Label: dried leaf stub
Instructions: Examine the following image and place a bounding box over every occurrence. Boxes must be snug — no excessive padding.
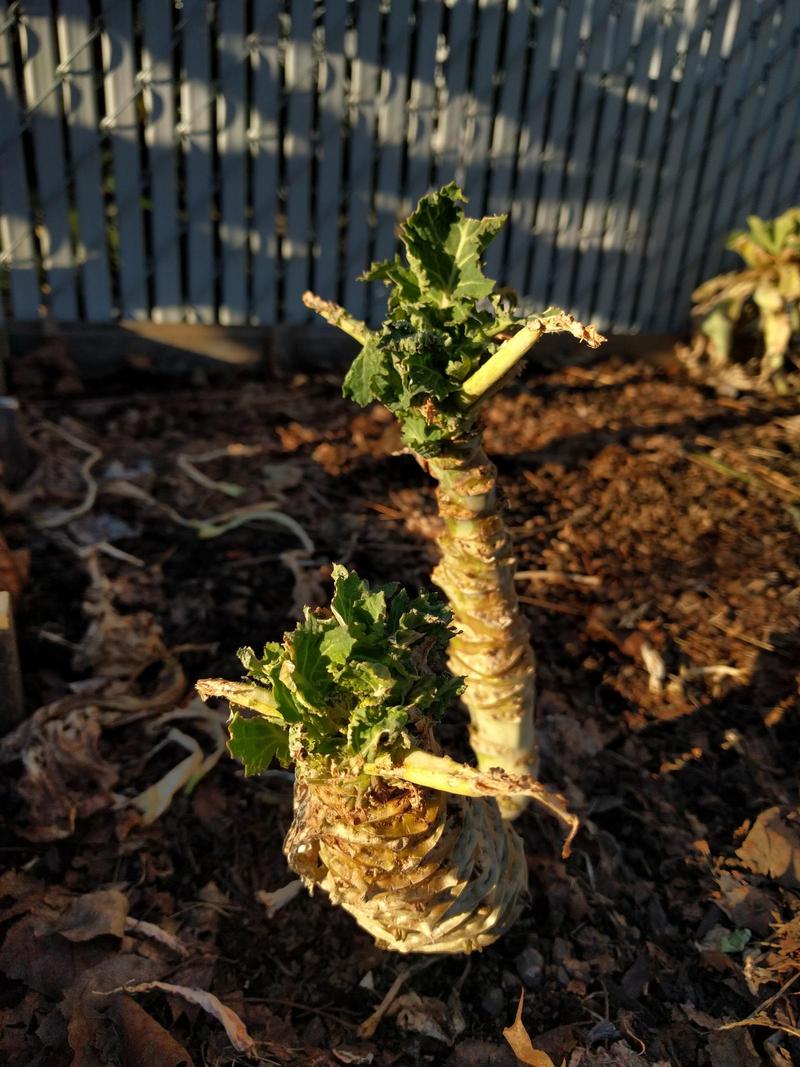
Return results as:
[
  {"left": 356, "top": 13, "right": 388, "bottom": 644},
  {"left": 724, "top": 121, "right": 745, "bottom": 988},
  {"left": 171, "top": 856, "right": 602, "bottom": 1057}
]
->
[
  {"left": 105, "top": 980, "right": 257, "bottom": 1060},
  {"left": 502, "top": 991, "right": 556, "bottom": 1066}
]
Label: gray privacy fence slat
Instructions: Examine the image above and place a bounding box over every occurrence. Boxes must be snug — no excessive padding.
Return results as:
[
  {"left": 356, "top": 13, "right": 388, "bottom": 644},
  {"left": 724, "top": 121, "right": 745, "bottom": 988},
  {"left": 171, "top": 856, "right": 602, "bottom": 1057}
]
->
[
  {"left": 142, "top": 0, "right": 181, "bottom": 322},
  {"left": 0, "top": 0, "right": 797, "bottom": 332},
  {"left": 101, "top": 0, "right": 147, "bottom": 319},
  {"left": 0, "top": 0, "right": 39, "bottom": 318},
  {"left": 250, "top": 0, "right": 280, "bottom": 324},
  {"left": 57, "top": 0, "right": 113, "bottom": 321},
  {"left": 22, "top": 3, "right": 78, "bottom": 319},
  {"left": 283, "top": 0, "right": 316, "bottom": 322},
  {"left": 217, "top": 2, "right": 248, "bottom": 325},
  {"left": 182, "top": 0, "right": 214, "bottom": 324}
]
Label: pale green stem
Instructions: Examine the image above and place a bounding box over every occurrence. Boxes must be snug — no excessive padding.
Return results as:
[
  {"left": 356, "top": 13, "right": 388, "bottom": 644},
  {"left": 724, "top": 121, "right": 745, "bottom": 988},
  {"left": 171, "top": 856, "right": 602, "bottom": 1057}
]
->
[
  {"left": 461, "top": 312, "right": 605, "bottom": 405},
  {"left": 302, "top": 291, "right": 374, "bottom": 346},
  {"left": 460, "top": 322, "right": 546, "bottom": 402}
]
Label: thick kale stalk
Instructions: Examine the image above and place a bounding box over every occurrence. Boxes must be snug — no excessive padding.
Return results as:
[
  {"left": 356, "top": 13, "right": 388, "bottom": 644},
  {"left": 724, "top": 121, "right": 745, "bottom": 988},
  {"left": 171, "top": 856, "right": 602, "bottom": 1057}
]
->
[
  {"left": 304, "top": 185, "right": 604, "bottom": 817},
  {"left": 198, "top": 567, "right": 576, "bottom": 954}
]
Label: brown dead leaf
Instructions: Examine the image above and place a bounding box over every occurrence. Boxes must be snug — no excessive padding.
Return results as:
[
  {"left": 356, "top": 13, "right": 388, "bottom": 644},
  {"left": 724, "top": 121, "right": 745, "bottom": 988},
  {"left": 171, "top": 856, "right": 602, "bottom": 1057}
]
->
[
  {"left": 103, "top": 995, "right": 194, "bottom": 1067},
  {"left": 33, "top": 888, "right": 129, "bottom": 942},
  {"left": 104, "top": 980, "right": 257, "bottom": 1059},
  {"left": 0, "top": 913, "right": 109, "bottom": 998},
  {"left": 503, "top": 991, "right": 556, "bottom": 1066},
  {"left": 715, "top": 870, "right": 776, "bottom": 936},
  {"left": 736, "top": 808, "right": 800, "bottom": 890}
]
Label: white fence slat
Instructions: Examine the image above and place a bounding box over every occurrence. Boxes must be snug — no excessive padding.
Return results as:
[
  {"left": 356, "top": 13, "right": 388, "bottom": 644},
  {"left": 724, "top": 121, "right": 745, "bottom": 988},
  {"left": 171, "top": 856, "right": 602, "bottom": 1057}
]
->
[
  {"left": 432, "top": 0, "right": 473, "bottom": 189},
  {"left": 342, "top": 1, "right": 381, "bottom": 321},
  {"left": 591, "top": 4, "right": 663, "bottom": 327},
  {"left": 526, "top": 1, "right": 590, "bottom": 307},
  {"left": 141, "top": 0, "right": 181, "bottom": 323},
  {"left": 313, "top": 2, "right": 346, "bottom": 301},
  {"left": 0, "top": 2, "right": 40, "bottom": 318},
  {"left": 633, "top": 0, "right": 726, "bottom": 331},
  {"left": 102, "top": 0, "right": 148, "bottom": 319},
  {"left": 283, "top": 0, "right": 316, "bottom": 322},
  {"left": 403, "top": 0, "right": 442, "bottom": 211},
  {"left": 57, "top": 0, "right": 112, "bottom": 321},
  {"left": 703, "top": 6, "right": 800, "bottom": 278},
  {"left": 656, "top": 0, "right": 754, "bottom": 329},
  {"left": 614, "top": 6, "right": 692, "bottom": 330},
  {"left": 744, "top": 22, "right": 800, "bottom": 219},
  {"left": 461, "top": 0, "right": 504, "bottom": 213},
  {"left": 250, "top": 0, "right": 281, "bottom": 323},
  {"left": 217, "top": 3, "right": 248, "bottom": 325},
  {"left": 483, "top": 0, "right": 532, "bottom": 283},
  {"left": 569, "top": 1, "right": 637, "bottom": 325},
  {"left": 370, "top": 0, "right": 413, "bottom": 323},
  {"left": 763, "top": 55, "right": 800, "bottom": 217},
  {"left": 548, "top": 0, "right": 614, "bottom": 311},
  {"left": 504, "top": 3, "right": 560, "bottom": 299},
  {"left": 181, "top": 0, "right": 214, "bottom": 324},
  {"left": 21, "top": 3, "right": 77, "bottom": 319},
  {"left": 671, "top": 0, "right": 772, "bottom": 322}
]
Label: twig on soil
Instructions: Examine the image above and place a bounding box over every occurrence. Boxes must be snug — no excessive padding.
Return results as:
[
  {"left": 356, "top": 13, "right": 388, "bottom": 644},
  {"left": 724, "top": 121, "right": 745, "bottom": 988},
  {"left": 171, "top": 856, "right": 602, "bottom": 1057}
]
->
[
  {"left": 103, "top": 479, "right": 315, "bottom": 551},
  {"left": 357, "top": 960, "right": 438, "bottom": 1039},
  {"left": 717, "top": 972, "right": 800, "bottom": 1039},
  {"left": 177, "top": 443, "right": 266, "bottom": 498},
  {"left": 515, "top": 570, "right": 601, "bottom": 587},
  {"left": 33, "top": 422, "right": 101, "bottom": 529}
]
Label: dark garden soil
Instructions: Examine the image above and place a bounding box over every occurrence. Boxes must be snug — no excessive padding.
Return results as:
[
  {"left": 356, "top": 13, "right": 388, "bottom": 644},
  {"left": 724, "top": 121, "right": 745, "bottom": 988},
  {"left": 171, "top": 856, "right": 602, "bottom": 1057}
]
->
[{"left": 1, "top": 348, "right": 799, "bottom": 1066}]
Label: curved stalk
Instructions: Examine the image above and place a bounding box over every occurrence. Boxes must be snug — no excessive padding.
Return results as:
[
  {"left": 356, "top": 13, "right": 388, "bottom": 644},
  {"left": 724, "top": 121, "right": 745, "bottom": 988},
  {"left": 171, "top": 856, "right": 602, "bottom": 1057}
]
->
[{"left": 421, "top": 439, "right": 535, "bottom": 819}]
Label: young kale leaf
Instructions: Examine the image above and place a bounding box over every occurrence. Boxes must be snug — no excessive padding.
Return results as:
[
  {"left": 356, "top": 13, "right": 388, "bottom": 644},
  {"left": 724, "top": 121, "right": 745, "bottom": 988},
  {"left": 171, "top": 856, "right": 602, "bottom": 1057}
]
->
[
  {"left": 344, "top": 184, "right": 518, "bottom": 455},
  {"left": 228, "top": 565, "right": 464, "bottom": 775}
]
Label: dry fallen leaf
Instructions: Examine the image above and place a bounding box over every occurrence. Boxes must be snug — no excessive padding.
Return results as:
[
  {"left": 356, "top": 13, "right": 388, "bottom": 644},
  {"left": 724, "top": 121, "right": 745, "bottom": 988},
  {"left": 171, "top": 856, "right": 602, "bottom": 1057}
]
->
[
  {"left": 34, "top": 888, "right": 129, "bottom": 942},
  {"left": 503, "top": 991, "right": 556, "bottom": 1067},
  {"left": 736, "top": 808, "right": 800, "bottom": 890},
  {"left": 105, "top": 980, "right": 257, "bottom": 1059}
]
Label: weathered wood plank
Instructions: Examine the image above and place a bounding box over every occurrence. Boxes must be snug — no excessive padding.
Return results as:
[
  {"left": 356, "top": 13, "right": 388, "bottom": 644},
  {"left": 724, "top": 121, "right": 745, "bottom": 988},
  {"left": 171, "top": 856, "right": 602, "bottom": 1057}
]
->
[
  {"left": 101, "top": 0, "right": 148, "bottom": 319},
  {"left": 403, "top": 0, "right": 442, "bottom": 211},
  {"left": 370, "top": 0, "right": 414, "bottom": 323},
  {"left": 181, "top": 0, "right": 214, "bottom": 324},
  {"left": 614, "top": 4, "right": 692, "bottom": 330},
  {"left": 217, "top": 3, "right": 248, "bottom": 325},
  {"left": 525, "top": 0, "right": 589, "bottom": 308},
  {"left": 283, "top": 0, "right": 317, "bottom": 322},
  {"left": 548, "top": 0, "right": 614, "bottom": 311},
  {"left": 141, "top": 0, "right": 181, "bottom": 323},
  {"left": 342, "top": 1, "right": 381, "bottom": 321},
  {"left": 634, "top": 0, "right": 732, "bottom": 330},
  {"left": 483, "top": 0, "right": 532, "bottom": 282},
  {"left": 461, "top": 0, "right": 504, "bottom": 213},
  {"left": 313, "top": 1, "right": 347, "bottom": 302},
  {"left": 432, "top": 0, "right": 473, "bottom": 190},
  {"left": 57, "top": 0, "right": 113, "bottom": 320},
  {"left": 0, "top": 1, "right": 40, "bottom": 318},
  {"left": 504, "top": 3, "right": 563, "bottom": 300},
  {"left": 250, "top": 0, "right": 281, "bottom": 324},
  {"left": 21, "top": 2, "right": 77, "bottom": 319}
]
